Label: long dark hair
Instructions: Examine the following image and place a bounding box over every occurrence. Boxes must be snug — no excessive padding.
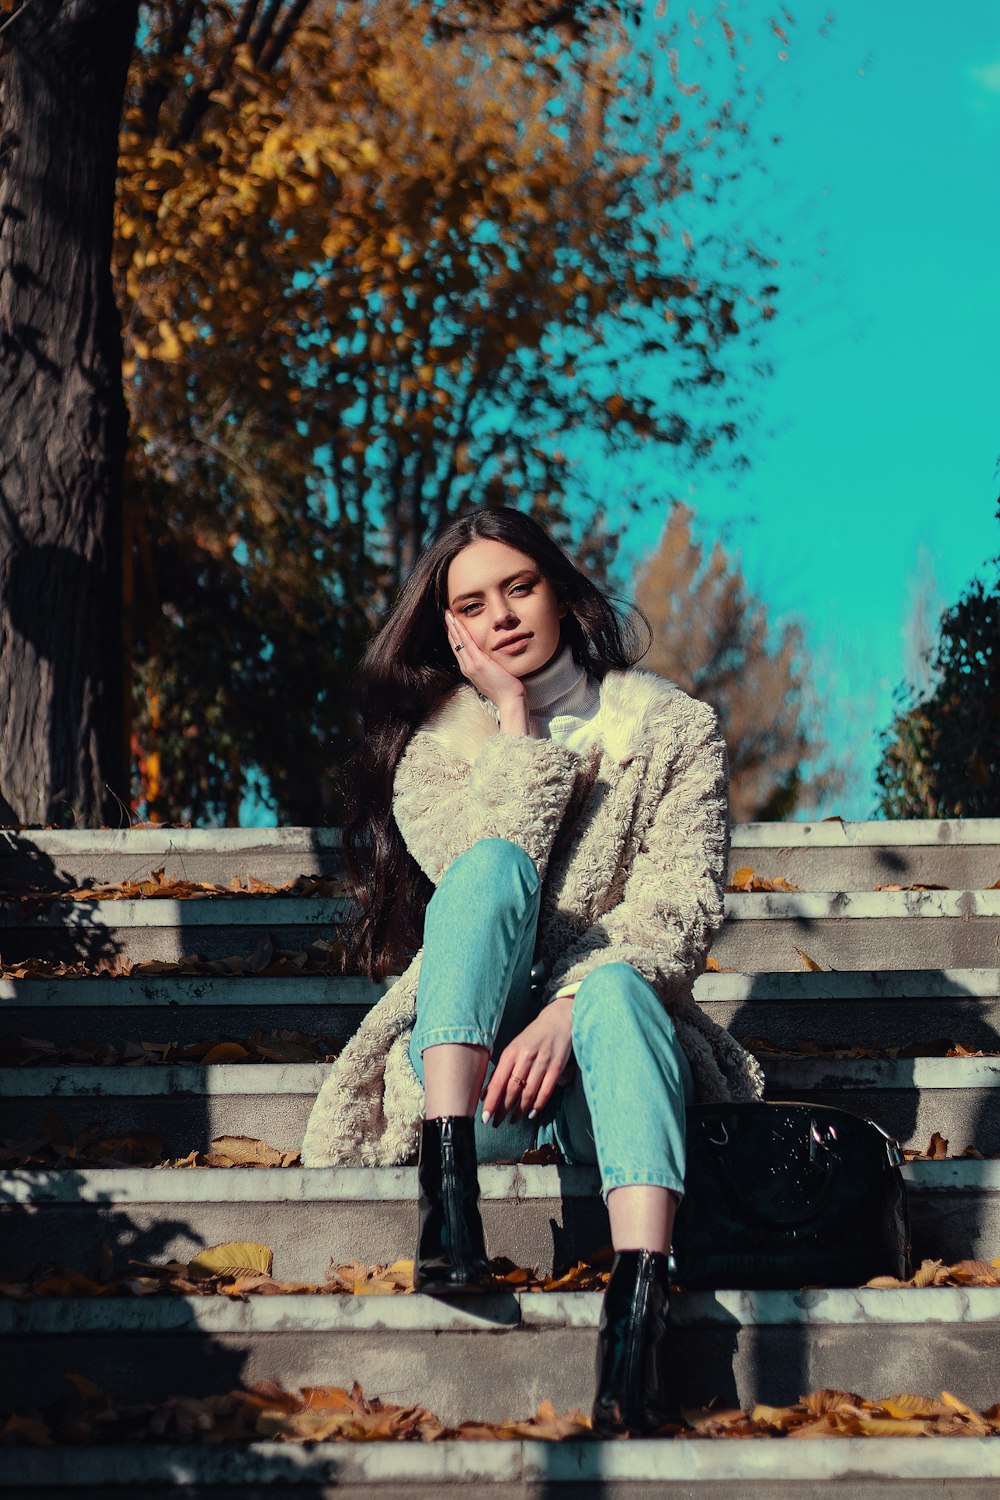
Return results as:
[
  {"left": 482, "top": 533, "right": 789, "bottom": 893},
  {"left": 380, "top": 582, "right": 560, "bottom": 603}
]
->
[{"left": 341, "top": 507, "right": 649, "bottom": 979}]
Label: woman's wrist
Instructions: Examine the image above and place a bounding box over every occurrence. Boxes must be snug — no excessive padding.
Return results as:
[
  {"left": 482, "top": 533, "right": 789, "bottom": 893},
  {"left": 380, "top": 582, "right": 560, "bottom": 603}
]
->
[{"left": 497, "top": 694, "right": 530, "bottom": 736}]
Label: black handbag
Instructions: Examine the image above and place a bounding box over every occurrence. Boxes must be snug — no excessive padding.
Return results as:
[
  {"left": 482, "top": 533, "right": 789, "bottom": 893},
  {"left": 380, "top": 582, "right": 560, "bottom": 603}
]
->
[{"left": 671, "top": 1102, "right": 911, "bottom": 1289}]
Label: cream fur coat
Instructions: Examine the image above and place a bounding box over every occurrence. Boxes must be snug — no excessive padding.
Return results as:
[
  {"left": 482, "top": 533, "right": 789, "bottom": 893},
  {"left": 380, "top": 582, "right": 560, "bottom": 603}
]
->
[{"left": 301, "top": 668, "right": 765, "bottom": 1167}]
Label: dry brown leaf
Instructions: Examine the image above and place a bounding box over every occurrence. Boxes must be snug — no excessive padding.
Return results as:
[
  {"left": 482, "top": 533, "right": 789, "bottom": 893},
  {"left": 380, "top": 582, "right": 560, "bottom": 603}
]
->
[
  {"left": 207, "top": 1136, "right": 286, "bottom": 1167},
  {"left": 799, "top": 1389, "right": 870, "bottom": 1417},
  {"left": 748, "top": 1402, "right": 803, "bottom": 1431},
  {"left": 1, "top": 1413, "right": 54, "bottom": 1445},
  {"left": 794, "top": 947, "right": 824, "bottom": 972},
  {"left": 874, "top": 883, "right": 949, "bottom": 892},
  {"left": 300, "top": 1386, "right": 364, "bottom": 1413},
  {"left": 947, "top": 1260, "right": 1000, "bottom": 1287},
  {"left": 727, "top": 866, "right": 801, "bottom": 893},
  {"left": 1, "top": 871, "right": 349, "bottom": 902},
  {"left": 188, "top": 1242, "right": 274, "bottom": 1280},
  {"left": 940, "top": 1391, "right": 993, "bottom": 1433},
  {"left": 879, "top": 1393, "right": 953, "bottom": 1419},
  {"left": 684, "top": 1406, "right": 757, "bottom": 1437},
  {"left": 198, "top": 1042, "right": 251, "bottom": 1064},
  {"left": 29, "top": 1270, "right": 112, "bottom": 1298},
  {"left": 2, "top": 1029, "right": 340, "bottom": 1072},
  {"left": 3, "top": 1375, "right": 999, "bottom": 1446},
  {"left": 0, "top": 938, "right": 346, "bottom": 983},
  {"left": 866, "top": 1257, "right": 1000, "bottom": 1290}
]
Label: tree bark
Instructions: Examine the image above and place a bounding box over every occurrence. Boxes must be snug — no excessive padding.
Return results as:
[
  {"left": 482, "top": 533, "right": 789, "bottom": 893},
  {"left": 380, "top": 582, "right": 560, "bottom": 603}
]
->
[{"left": 0, "top": 0, "right": 138, "bottom": 825}]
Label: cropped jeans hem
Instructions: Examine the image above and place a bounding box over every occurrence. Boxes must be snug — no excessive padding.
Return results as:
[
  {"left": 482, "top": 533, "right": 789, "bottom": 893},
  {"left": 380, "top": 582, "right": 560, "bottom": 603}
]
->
[
  {"left": 415, "top": 1027, "right": 493, "bottom": 1051},
  {"left": 599, "top": 1170, "right": 686, "bottom": 1198}
]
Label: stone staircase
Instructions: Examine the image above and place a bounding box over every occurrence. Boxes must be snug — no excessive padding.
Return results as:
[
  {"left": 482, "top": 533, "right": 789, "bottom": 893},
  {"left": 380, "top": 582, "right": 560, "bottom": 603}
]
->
[{"left": 1, "top": 820, "right": 999, "bottom": 1497}]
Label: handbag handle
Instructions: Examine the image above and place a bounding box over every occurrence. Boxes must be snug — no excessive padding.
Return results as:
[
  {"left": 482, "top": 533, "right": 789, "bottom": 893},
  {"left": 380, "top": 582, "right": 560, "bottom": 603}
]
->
[{"left": 695, "top": 1115, "right": 839, "bottom": 1229}]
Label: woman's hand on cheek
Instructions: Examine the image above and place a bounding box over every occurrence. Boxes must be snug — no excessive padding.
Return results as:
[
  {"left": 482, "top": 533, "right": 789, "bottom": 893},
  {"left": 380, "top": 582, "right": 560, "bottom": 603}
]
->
[
  {"left": 481, "top": 997, "right": 574, "bottom": 1126},
  {"left": 445, "top": 609, "right": 526, "bottom": 714}
]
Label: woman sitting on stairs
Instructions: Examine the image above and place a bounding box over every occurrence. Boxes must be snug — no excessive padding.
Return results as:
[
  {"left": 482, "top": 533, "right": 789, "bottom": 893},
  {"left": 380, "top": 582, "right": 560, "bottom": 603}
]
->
[{"left": 302, "top": 506, "right": 763, "bottom": 1433}]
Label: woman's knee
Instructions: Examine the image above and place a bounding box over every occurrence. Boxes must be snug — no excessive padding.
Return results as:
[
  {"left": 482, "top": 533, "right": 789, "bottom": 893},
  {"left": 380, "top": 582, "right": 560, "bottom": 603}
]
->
[
  {"left": 572, "top": 963, "right": 673, "bottom": 1041},
  {"left": 438, "top": 837, "right": 540, "bottom": 904}
]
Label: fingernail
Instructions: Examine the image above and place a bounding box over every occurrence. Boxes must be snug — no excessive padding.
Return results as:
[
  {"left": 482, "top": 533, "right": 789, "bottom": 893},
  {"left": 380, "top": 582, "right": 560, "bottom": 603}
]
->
[
  {"left": 481, "top": 1109, "right": 491, "bottom": 1124},
  {"left": 528, "top": 1109, "right": 538, "bottom": 1120}
]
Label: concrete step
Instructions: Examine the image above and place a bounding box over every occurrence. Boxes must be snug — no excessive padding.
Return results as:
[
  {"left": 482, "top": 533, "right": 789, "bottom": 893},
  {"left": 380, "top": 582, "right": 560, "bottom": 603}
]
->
[
  {"left": 712, "top": 890, "right": 1000, "bottom": 971},
  {"left": 0, "top": 896, "right": 348, "bottom": 966},
  {"left": 4, "top": 820, "right": 999, "bottom": 893},
  {"left": 0, "top": 975, "right": 383, "bottom": 1048},
  {"left": 0, "top": 829, "right": 345, "bottom": 892},
  {"left": 1, "top": 1287, "right": 998, "bottom": 1420},
  {"left": 1, "top": 1162, "right": 994, "bottom": 1281},
  {"left": 696, "top": 969, "right": 1000, "bottom": 1052},
  {"left": 3, "top": 970, "right": 998, "bottom": 1053},
  {"left": 1, "top": 1058, "right": 996, "bottom": 1154},
  {"left": 732, "top": 818, "right": 1000, "bottom": 891},
  {"left": 4, "top": 1438, "right": 1000, "bottom": 1500},
  {"left": 3, "top": 889, "right": 998, "bottom": 970}
]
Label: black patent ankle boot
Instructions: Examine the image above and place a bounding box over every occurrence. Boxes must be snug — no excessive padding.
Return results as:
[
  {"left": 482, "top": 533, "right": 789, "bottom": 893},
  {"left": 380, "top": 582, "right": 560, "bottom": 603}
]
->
[
  {"left": 592, "top": 1250, "right": 674, "bottom": 1433},
  {"left": 414, "top": 1116, "right": 493, "bottom": 1295}
]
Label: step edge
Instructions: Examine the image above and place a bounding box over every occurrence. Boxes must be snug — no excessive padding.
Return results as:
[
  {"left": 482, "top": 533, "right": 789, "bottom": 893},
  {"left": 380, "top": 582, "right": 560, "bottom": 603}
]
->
[
  {"left": 2, "top": 1436, "right": 1000, "bottom": 1486},
  {"left": 2, "top": 1286, "right": 1000, "bottom": 1335},
  {"left": 3, "top": 1056, "right": 1000, "bottom": 1097},
  {"left": 2, "top": 1160, "right": 996, "bottom": 1206}
]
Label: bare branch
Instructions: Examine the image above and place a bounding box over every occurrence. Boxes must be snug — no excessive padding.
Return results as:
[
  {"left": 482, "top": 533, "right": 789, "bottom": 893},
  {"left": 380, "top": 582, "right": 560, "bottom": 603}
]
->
[{"left": 257, "top": 0, "right": 312, "bottom": 71}]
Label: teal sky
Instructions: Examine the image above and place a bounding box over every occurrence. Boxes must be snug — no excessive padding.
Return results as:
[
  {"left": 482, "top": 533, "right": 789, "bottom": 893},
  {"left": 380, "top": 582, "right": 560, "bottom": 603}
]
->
[
  {"left": 613, "top": 1, "right": 1000, "bottom": 817},
  {"left": 242, "top": 2, "right": 998, "bottom": 827}
]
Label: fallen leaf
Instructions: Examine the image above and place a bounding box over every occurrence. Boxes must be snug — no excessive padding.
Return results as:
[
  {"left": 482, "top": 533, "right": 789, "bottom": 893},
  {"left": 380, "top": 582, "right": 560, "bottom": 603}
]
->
[
  {"left": 794, "top": 948, "right": 824, "bottom": 972},
  {"left": 1, "top": 1376, "right": 998, "bottom": 1445},
  {"left": 874, "top": 883, "right": 949, "bottom": 892},
  {"left": 199, "top": 1042, "right": 252, "bottom": 1064},
  {"left": 0, "top": 871, "right": 348, "bottom": 902},
  {"left": 879, "top": 1393, "right": 953, "bottom": 1419},
  {"left": 206, "top": 1136, "right": 287, "bottom": 1167},
  {"left": 727, "top": 866, "right": 801, "bottom": 893},
  {"left": 188, "top": 1242, "right": 274, "bottom": 1280},
  {"left": 1, "top": 1413, "right": 53, "bottom": 1445},
  {"left": 865, "top": 1258, "right": 1000, "bottom": 1290}
]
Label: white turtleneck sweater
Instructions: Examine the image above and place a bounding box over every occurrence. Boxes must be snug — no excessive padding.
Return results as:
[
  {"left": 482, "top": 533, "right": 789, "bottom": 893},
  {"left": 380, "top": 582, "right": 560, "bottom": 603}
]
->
[{"left": 522, "top": 643, "right": 601, "bottom": 754}]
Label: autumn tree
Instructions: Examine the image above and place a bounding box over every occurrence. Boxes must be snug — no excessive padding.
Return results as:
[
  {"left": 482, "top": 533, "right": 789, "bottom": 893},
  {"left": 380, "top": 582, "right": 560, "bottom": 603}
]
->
[
  {"left": 876, "top": 552, "right": 999, "bottom": 818},
  {"left": 118, "top": 0, "right": 789, "bottom": 823},
  {"left": 635, "top": 504, "right": 841, "bottom": 822},
  {"left": 0, "top": 0, "right": 139, "bottom": 825}
]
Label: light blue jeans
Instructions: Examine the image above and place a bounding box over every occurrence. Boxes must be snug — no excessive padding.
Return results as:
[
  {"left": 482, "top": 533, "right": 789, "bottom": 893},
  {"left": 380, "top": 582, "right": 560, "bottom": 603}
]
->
[{"left": 409, "top": 838, "right": 695, "bottom": 1198}]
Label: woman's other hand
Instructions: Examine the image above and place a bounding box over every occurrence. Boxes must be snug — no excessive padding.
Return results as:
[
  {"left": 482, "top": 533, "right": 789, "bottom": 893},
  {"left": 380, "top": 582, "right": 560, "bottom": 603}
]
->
[
  {"left": 481, "top": 994, "right": 574, "bottom": 1125},
  {"left": 445, "top": 609, "right": 530, "bottom": 733}
]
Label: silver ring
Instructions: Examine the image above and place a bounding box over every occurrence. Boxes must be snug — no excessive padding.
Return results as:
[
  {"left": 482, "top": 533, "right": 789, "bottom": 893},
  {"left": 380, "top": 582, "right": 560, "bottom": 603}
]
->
[{"left": 454, "top": 644, "right": 464, "bottom": 652}]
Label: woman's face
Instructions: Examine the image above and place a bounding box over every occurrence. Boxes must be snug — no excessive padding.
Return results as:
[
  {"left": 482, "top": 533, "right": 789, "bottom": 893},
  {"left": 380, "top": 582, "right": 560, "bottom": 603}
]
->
[{"left": 445, "top": 539, "right": 566, "bottom": 677}]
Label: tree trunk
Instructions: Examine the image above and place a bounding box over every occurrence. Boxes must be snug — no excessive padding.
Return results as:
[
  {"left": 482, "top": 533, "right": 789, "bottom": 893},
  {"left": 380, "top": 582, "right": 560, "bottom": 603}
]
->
[{"left": 0, "top": 0, "right": 138, "bottom": 825}]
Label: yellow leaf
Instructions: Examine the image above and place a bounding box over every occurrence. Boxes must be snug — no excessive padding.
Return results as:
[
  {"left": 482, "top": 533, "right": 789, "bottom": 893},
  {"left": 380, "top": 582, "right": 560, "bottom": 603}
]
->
[
  {"left": 188, "top": 1241, "right": 274, "bottom": 1280},
  {"left": 879, "top": 1393, "right": 951, "bottom": 1419},
  {"left": 854, "top": 1416, "right": 931, "bottom": 1437},
  {"left": 795, "top": 948, "right": 824, "bottom": 972},
  {"left": 201, "top": 1042, "right": 251, "bottom": 1063}
]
